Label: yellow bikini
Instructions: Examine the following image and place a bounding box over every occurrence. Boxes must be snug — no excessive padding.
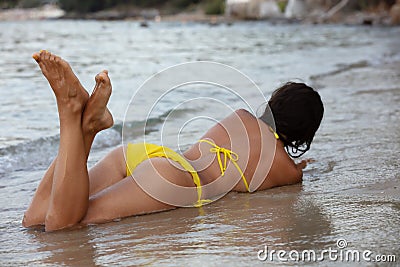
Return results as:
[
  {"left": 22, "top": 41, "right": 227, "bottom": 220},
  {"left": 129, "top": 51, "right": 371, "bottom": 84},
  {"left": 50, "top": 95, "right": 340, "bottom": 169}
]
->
[
  {"left": 126, "top": 143, "right": 208, "bottom": 207},
  {"left": 125, "top": 140, "right": 251, "bottom": 207},
  {"left": 269, "top": 126, "right": 280, "bottom": 140},
  {"left": 126, "top": 127, "right": 279, "bottom": 207},
  {"left": 198, "top": 139, "right": 250, "bottom": 192}
]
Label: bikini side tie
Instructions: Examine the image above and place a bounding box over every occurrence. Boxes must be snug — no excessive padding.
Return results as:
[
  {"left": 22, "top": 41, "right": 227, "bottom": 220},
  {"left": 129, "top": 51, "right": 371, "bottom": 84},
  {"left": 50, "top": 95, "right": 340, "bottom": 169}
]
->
[{"left": 199, "top": 139, "right": 250, "bottom": 192}]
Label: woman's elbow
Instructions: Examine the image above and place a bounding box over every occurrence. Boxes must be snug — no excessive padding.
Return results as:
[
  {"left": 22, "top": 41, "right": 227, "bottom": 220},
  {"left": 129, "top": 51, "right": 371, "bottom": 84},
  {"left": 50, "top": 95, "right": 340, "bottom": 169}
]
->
[
  {"left": 295, "top": 169, "right": 303, "bottom": 183},
  {"left": 286, "top": 168, "right": 303, "bottom": 186}
]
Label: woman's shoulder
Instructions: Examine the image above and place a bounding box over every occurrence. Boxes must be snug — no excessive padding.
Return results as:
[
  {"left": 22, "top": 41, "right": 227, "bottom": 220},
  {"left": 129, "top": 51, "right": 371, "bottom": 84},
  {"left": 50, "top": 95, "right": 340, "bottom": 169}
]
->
[
  {"left": 231, "top": 109, "right": 268, "bottom": 130},
  {"left": 218, "top": 109, "right": 259, "bottom": 133},
  {"left": 234, "top": 108, "right": 253, "bottom": 117},
  {"left": 225, "top": 109, "right": 257, "bottom": 123}
]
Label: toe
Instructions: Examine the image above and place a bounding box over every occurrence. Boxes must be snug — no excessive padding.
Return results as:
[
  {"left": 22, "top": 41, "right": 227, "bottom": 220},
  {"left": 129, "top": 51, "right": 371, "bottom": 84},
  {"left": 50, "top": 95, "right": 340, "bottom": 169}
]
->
[
  {"left": 92, "top": 74, "right": 111, "bottom": 102},
  {"left": 101, "top": 71, "right": 110, "bottom": 83},
  {"left": 32, "top": 52, "right": 40, "bottom": 62},
  {"left": 95, "top": 72, "right": 107, "bottom": 84},
  {"left": 97, "top": 73, "right": 105, "bottom": 83},
  {"left": 44, "top": 52, "right": 56, "bottom": 72},
  {"left": 44, "top": 50, "right": 50, "bottom": 61},
  {"left": 39, "top": 50, "right": 46, "bottom": 61},
  {"left": 40, "top": 50, "right": 49, "bottom": 62}
]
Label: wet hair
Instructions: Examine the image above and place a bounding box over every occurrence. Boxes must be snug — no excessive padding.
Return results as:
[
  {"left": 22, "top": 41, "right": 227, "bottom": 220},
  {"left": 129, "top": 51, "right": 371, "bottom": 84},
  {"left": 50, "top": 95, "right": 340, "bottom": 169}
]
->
[{"left": 259, "top": 82, "right": 324, "bottom": 158}]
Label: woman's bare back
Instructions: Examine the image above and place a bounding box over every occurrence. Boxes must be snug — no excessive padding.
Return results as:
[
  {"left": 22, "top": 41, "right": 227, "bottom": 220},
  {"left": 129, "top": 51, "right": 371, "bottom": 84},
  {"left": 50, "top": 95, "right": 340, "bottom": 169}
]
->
[{"left": 184, "top": 109, "right": 302, "bottom": 198}]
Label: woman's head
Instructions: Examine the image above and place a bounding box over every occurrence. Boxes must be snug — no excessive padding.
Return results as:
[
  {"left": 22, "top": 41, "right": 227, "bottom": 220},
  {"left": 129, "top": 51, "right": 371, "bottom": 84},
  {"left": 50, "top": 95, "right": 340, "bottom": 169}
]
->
[{"left": 260, "top": 82, "right": 324, "bottom": 158}]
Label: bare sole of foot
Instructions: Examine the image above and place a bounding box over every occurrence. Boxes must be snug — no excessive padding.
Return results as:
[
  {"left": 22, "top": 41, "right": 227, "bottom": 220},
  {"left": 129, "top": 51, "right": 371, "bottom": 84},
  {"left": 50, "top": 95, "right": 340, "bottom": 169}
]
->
[
  {"left": 33, "top": 50, "right": 89, "bottom": 113},
  {"left": 83, "top": 70, "right": 114, "bottom": 134}
]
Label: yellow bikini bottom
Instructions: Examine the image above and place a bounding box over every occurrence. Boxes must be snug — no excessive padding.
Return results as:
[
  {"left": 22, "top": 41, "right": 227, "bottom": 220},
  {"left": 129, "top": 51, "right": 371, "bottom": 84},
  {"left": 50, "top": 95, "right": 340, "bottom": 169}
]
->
[{"left": 126, "top": 141, "right": 249, "bottom": 207}]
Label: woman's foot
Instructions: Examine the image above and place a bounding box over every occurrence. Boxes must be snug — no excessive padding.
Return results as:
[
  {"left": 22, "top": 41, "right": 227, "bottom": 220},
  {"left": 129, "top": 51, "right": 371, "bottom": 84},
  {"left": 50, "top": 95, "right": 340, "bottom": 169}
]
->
[
  {"left": 33, "top": 50, "right": 89, "bottom": 114},
  {"left": 82, "top": 70, "right": 114, "bottom": 135}
]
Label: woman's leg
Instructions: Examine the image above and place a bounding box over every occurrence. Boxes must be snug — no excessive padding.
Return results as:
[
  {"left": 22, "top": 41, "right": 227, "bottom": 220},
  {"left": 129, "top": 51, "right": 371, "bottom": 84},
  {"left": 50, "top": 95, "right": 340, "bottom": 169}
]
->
[
  {"left": 23, "top": 57, "right": 116, "bottom": 228},
  {"left": 81, "top": 158, "right": 196, "bottom": 225},
  {"left": 23, "top": 71, "right": 115, "bottom": 228},
  {"left": 23, "top": 50, "right": 99, "bottom": 231},
  {"left": 42, "top": 50, "right": 89, "bottom": 231},
  {"left": 80, "top": 70, "right": 125, "bottom": 196},
  {"left": 87, "top": 146, "right": 127, "bottom": 196}
]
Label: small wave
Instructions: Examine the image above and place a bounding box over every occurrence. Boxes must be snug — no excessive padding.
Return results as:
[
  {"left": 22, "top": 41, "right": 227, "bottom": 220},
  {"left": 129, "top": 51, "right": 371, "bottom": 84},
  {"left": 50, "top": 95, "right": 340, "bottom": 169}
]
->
[
  {"left": 122, "top": 107, "right": 197, "bottom": 140},
  {"left": 0, "top": 128, "right": 121, "bottom": 177},
  {"left": 352, "top": 87, "right": 400, "bottom": 96},
  {"left": 310, "top": 60, "right": 370, "bottom": 82},
  {"left": 0, "top": 135, "right": 58, "bottom": 176},
  {"left": 92, "top": 128, "right": 121, "bottom": 149},
  {"left": 0, "top": 107, "right": 195, "bottom": 177}
]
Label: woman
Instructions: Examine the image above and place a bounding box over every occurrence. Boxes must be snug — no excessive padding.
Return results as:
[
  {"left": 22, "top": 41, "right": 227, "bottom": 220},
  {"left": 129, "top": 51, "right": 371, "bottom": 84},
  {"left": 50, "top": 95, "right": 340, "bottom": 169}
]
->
[{"left": 23, "top": 51, "right": 323, "bottom": 231}]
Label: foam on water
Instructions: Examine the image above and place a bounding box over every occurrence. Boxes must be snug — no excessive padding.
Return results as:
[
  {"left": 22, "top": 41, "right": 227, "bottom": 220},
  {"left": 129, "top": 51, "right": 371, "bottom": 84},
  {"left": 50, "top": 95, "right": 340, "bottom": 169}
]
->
[{"left": 0, "top": 128, "right": 121, "bottom": 177}]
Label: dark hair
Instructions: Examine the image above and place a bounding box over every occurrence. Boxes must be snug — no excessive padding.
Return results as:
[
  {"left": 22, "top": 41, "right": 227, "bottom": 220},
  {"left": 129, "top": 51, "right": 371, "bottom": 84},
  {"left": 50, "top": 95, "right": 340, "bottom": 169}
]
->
[{"left": 259, "top": 82, "right": 324, "bottom": 158}]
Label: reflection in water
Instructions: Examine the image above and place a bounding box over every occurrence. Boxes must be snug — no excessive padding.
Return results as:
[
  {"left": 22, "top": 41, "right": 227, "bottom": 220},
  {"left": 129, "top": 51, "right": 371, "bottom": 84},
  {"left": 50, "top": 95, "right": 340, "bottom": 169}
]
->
[
  {"left": 23, "top": 185, "right": 333, "bottom": 266},
  {"left": 26, "top": 227, "right": 97, "bottom": 266}
]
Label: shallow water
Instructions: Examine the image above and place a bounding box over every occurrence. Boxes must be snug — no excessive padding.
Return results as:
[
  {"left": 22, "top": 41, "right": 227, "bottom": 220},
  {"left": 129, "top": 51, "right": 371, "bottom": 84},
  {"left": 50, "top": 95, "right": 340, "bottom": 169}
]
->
[{"left": 0, "top": 20, "right": 399, "bottom": 266}]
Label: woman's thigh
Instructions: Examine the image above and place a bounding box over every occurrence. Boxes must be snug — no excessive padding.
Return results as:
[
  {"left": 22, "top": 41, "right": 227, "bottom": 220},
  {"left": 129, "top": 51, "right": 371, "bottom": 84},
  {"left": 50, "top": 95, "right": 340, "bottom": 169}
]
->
[
  {"left": 82, "top": 157, "right": 196, "bottom": 224},
  {"left": 88, "top": 146, "right": 127, "bottom": 196}
]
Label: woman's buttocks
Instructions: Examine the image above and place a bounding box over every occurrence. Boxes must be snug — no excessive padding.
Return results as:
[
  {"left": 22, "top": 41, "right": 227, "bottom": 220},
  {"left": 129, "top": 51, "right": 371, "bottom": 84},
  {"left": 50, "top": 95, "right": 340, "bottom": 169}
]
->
[{"left": 133, "top": 157, "right": 196, "bottom": 188}]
